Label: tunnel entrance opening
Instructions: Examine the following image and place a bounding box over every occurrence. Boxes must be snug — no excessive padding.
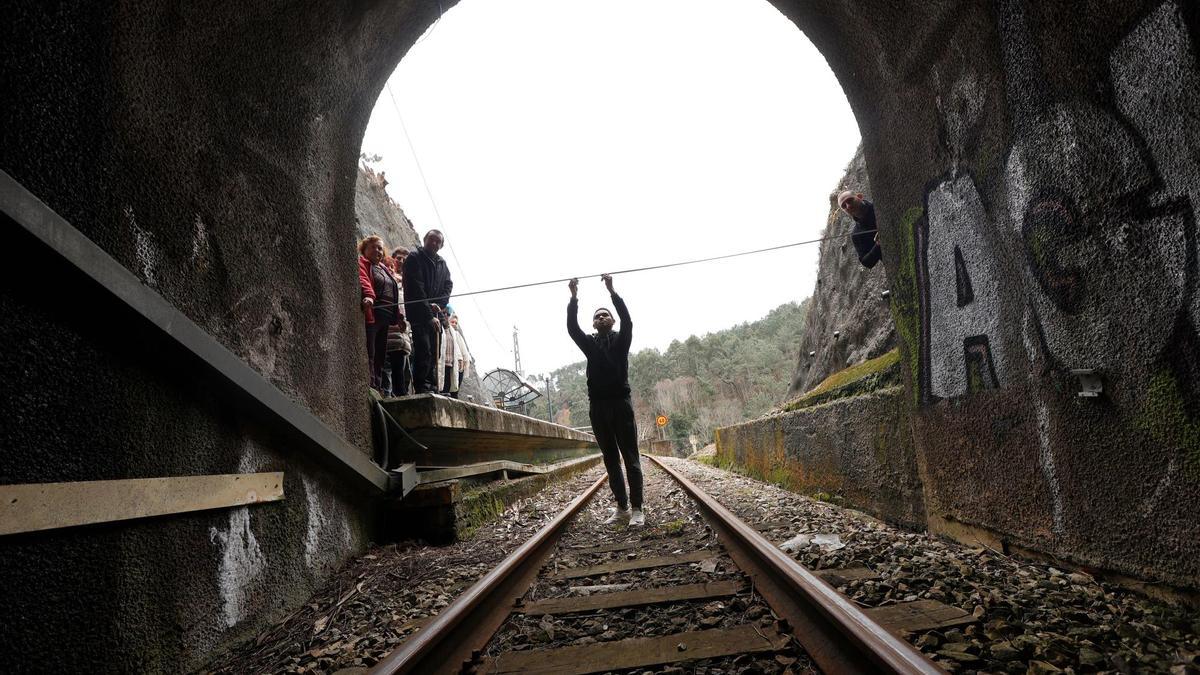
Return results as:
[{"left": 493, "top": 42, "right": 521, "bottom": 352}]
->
[
  {"left": 6, "top": 0, "right": 1200, "bottom": 671},
  {"left": 353, "top": 0, "right": 861, "bottom": 392}
]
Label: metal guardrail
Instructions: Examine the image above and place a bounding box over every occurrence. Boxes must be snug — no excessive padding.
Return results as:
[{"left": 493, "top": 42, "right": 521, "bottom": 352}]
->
[{"left": 0, "top": 169, "right": 401, "bottom": 496}]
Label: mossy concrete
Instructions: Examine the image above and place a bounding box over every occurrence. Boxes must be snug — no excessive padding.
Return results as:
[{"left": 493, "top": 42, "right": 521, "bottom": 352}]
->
[
  {"left": 783, "top": 349, "right": 901, "bottom": 411},
  {"left": 716, "top": 386, "right": 925, "bottom": 530}
]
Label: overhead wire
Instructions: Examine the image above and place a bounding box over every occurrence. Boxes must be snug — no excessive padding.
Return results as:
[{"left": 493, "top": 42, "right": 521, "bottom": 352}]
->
[
  {"left": 384, "top": 81, "right": 509, "bottom": 353},
  {"left": 366, "top": 227, "right": 877, "bottom": 312}
]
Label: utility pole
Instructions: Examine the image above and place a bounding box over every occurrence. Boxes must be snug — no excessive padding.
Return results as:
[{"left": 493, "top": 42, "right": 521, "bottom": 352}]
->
[{"left": 544, "top": 374, "right": 553, "bottom": 423}]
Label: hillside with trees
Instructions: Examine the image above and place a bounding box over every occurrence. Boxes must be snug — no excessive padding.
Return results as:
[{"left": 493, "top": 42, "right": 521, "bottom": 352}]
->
[{"left": 526, "top": 300, "right": 809, "bottom": 453}]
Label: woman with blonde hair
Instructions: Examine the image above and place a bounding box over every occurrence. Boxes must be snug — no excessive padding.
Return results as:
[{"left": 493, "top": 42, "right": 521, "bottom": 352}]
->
[{"left": 357, "top": 235, "right": 400, "bottom": 391}]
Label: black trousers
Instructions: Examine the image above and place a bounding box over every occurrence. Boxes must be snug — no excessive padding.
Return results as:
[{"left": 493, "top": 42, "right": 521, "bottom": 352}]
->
[
  {"left": 365, "top": 310, "right": 395, "bottom": 391},
  {"left": 442, "top": 365, "right": 458, "bottom": 398},
  {"left": 411, "top": 324, "right": 438, "bottom": 394},
  {"left": 387, "top": 351, "right": 410, "bottom": 396},
  {"left": 589, "top": 396, "right": 643, "bottom": 509}
]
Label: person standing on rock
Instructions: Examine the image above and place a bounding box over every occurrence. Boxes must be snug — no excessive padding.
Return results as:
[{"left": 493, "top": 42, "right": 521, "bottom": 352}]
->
[
  {"left": 403, "top": 230, "right": 453, "bottom": 394},
  {"left": 567, "top": 274, "right": 645, "bottom": 527},
  {"left": 838, "top": 190, "right": 882, "bottom": 269}
]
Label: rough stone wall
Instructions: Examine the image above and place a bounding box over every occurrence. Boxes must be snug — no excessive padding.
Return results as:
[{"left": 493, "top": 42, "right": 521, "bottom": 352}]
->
[
  {"left": 3, "top": 1, "right": 1199, "bottom": 669},
  {"left": 788, "top": 147, "right": 897, "bottom": 397},
  {"left": 716, "top": 387, "right": 925, "bottom": 530},
  {"left": 876, "top": 0, "right": 1200, "bottom": 589},
  {"left": 0, "top": 241, "right": 375, "bottom": 671},
  {"left": 0, "top": 1, "right": 449, "bottom": 670}
]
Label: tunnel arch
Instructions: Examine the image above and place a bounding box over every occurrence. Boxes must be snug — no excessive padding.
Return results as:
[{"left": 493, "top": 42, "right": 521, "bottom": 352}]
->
[{"left": 4, "top": 0, "right": 1200, "bottom": 670}]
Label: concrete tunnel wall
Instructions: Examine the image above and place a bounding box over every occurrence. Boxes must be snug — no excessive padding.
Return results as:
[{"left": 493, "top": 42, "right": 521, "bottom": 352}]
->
[{"left": 1, "top": 0, "right": 1199, "bottom": 669}]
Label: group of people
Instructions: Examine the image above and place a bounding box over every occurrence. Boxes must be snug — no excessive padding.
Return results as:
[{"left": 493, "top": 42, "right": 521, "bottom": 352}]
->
[
  {"left": 358, "top": 229, "right": 472, "bottom": 399},
  {"left": 350, "top": 193, "right": 878, "bottom": 529}
]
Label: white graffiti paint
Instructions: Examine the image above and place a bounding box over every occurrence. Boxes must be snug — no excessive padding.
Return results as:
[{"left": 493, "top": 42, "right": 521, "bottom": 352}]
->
[
  {"left": 191, "top": 214, "right": 212, "bottom": 270},
  {"left": 1111, "top": 0, "right": 1200, "bottom": 334},
  {"left": 207, "top": 442, "right": 272, "bottom": 628},
  {"left": 126, "top": 205, "right": 159, "bottom": 287},
  {"left": 1034, "top": 399, "right": 1065, "bottom": 536},
  {"left": 1021, "top": 306, "right": 1041, "bottom": 364},
  {"left": 302, "top": 475, "right": 352, "bottom": 571},
  {"left": 1140, "top": 455, "right": 1180, "bottom": 518},
  {"left": 926, "top": 175, "right": 1009, "bottom": 398},
  {"left": 208, "top": 506, "right": 266, "bottom": 628},
  {"left": 935, "top": 70, "right": 986, "bottom": 167},
  {"left": 246, "top": 294, "right": 294, "bottom": 380},
  {"left": 1004, "top": 102, "right": 1188, "bottom": 389}
]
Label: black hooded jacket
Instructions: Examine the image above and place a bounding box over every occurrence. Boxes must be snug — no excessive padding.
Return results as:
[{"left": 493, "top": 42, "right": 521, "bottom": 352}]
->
[
  {"left": 402, "top": 247, "right": 453, "bottom": 325},
  {"left": 567, "top": 294, "right": 632, "bottom": 401},
  {"left": 850, "top": 200, "right": 881, "bottom": 268}
]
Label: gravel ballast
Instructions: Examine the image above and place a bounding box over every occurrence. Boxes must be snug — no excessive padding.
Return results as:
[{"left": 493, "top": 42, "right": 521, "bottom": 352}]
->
[
  {"left": 201, "top": 467, "right": 608, "bottom": 674},
  {"left": 663, "top": 457, "right": 1200, "bottom": 674}
]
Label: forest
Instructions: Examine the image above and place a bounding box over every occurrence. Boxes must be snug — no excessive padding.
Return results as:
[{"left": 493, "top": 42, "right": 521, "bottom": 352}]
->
[{"left": 525, "top": 299, "right": 809, "bottom": 454}]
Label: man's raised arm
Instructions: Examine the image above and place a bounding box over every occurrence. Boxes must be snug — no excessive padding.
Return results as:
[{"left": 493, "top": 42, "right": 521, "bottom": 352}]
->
[
  {"left": 603, "top": 274, "right": 632, "bottom": 352},
  {"left": 566, "top": 278, "right": 591, "bottom": 354}
]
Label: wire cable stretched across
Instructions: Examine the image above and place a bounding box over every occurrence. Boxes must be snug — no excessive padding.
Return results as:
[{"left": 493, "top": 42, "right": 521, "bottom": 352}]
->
[{"left": 367, "top": 227, "right": 877, "bottom": 312}]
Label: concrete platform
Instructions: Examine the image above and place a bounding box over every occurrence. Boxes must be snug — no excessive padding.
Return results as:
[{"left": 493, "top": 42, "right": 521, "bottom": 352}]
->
[
  {"left": 386, "top": 454, "right": 602, "bottom": 543},
  {"left": 380, "top": 394, "right": 597, "bottom": 466}
]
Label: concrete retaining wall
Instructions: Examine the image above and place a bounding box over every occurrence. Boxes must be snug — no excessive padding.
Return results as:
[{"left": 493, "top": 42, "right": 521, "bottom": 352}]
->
[{"left": 715, "top": 386, "right": 925, "bottom": 531}]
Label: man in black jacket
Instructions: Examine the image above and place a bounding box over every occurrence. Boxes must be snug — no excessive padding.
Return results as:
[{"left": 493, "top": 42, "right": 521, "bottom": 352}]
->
[
  {"left": 403, "top": 230, "right": 453, "bottom": 394},
  {"left": 568, "top": 274, "right": 644, "bottom": 526},
  {"left": 839, "top": 190, "right": 882, "bottom": 268}
]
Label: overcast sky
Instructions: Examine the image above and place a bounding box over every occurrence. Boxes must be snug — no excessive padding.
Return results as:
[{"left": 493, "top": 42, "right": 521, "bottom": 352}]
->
[{"left": 359, "top": 0, "right": 859, "bottom": 379}]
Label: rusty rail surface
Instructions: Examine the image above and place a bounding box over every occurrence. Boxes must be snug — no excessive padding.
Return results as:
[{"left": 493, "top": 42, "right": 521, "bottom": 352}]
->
[
  {"left": 646, "top": 455, "right": 942, "bottom": 675},
  {"left": 371, "top": 474, "right": 608, "bottom": 674}
]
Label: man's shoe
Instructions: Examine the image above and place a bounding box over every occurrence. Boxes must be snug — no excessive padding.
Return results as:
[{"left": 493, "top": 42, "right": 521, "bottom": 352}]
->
[
  {"left": 604, "top": 507, "right": 631, "bottom": 525},
  {"left": 628, "top": 508, "right": 645, "bottom": 527}
]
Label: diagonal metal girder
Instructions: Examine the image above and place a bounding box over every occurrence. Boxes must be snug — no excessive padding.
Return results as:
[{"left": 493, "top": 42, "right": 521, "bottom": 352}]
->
[{"left": 0, "top": 169, "right": 394, "bottom": 495}]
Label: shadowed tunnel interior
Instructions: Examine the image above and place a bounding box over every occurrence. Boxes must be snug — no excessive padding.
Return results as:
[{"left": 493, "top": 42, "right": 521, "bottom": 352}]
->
[{"left": 2, "top": 0, "right": 1199, "bottom": 670}]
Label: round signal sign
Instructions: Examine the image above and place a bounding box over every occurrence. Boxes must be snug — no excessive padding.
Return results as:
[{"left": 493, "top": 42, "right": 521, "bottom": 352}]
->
[{"left": 655, "top": 415, "right": 668, "bottom": 428}]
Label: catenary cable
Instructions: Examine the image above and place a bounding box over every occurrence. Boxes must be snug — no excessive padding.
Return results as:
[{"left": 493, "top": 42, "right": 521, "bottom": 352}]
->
[
  {"left": 385, "top": 82, "right": 509, "bottom": 353},
  {"left": 367, "top": 227, "right": 877, "bottom": 312}
]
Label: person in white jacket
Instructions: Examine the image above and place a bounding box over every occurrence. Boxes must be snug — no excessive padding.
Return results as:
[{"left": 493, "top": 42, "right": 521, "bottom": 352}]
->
[
  {"left": 438, "top": 313, "right": 471, "bottom": 398},
  {"left": 450, "top": 315, "right": 472, "bottom": 396}
]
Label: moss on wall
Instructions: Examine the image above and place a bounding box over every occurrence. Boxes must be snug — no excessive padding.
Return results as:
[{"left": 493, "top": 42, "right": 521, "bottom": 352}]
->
[
  {"left": 782, "top": 349, "right": 901, "bottom": 411},
  {"left": 1137, "top": 369, "right": 1200, "bottom": 479},
  {"left": 889, "top": 207, "right": 925, "bottom": 406}
]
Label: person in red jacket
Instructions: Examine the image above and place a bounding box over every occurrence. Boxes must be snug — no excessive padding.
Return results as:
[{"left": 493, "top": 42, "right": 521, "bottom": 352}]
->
[{"left": 358, "top": 235, "right": 401, "bottom": 392}]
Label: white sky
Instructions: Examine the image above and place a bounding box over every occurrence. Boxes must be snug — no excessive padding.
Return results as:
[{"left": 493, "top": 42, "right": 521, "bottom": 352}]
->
[{"left": 359, "top": 0, "right": 859, "bottom": 377}]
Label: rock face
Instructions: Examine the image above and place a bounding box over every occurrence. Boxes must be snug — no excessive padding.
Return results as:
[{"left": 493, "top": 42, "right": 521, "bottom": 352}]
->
[
  {"left": 3, "top": 0, "right": 1200, "bottom": 669},
  {"left": 354, "top": 164, "right": 420, "bottom": 252},
  {"left": 788, "top": 147, "right": 896, "bottom": 397}
]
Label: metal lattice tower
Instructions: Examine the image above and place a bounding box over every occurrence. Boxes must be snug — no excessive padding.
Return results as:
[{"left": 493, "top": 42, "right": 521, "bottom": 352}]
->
[{"left": 512, "top": 325, "right": 522, "bottom": 376}]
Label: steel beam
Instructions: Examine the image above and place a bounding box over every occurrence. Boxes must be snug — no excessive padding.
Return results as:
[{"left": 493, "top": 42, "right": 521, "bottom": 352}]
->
[{"left": 0, "top": 169, "right": 392, "bottom": 495}]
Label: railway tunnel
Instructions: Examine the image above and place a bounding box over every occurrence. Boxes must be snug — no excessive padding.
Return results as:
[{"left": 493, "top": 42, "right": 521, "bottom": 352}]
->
[{"left": 2, "top": 0, "right": 1199, "bottom": 671}]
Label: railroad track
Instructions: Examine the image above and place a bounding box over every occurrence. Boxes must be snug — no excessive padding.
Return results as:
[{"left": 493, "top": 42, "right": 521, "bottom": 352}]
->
[{"left": 369, "top": 455, "right": 942, "bottom": 675}]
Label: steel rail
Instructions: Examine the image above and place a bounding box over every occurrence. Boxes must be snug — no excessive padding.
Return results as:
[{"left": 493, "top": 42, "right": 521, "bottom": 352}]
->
[
  {"left": 646, "top": 455, "right": 943, "bottom": 675},
  {"left": 371, "top": 474, "right": 608, "bottom": 674}
]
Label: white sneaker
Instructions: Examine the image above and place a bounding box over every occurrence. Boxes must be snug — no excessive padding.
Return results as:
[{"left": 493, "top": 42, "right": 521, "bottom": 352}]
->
[
  {"left": 604, "top": 507, "right": 631, "bottom": 525},
  {"left": 628, "top": 508, "right": 645, "bottom": 527}
]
